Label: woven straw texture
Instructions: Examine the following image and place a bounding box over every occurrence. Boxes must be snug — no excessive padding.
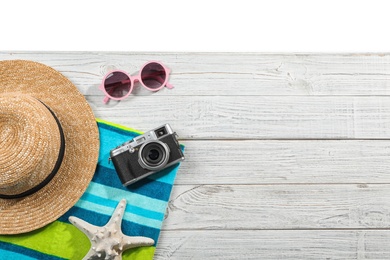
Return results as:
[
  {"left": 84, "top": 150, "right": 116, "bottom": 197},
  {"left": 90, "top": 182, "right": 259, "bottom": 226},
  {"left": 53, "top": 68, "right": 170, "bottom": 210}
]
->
[
  {"left": 0, "top": 60, "right": 99, "bottom": 234},
  {"left": 0, "top": 93, "right": 62, "bottom": 196}
]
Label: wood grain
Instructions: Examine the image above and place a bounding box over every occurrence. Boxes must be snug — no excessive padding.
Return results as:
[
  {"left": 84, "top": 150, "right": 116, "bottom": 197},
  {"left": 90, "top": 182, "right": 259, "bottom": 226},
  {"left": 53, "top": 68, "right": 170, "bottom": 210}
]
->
[
  {"left": 156, "top": 230, "right": 390, "bottom": 260},
  {"left": 89, "top": 95, "right": 390, "bottom": 139},
  {"left": 166, "top": 184, "right": 390, "bottom": 230},
  {"left": 1, "top": 52, "right": 390, "bottom": 96},
  {"left": 1, "top": 52, "right": 390, "bottom": 259},
  {"left": 176, "top": 140, "right": 390, "bottom": 185}
]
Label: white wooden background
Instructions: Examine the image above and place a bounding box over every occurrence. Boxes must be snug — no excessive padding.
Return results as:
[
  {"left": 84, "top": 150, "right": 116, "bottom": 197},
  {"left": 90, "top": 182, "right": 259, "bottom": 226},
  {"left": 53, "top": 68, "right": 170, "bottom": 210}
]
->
[{"left": 2, "top": 52, "right": 390, "bottom": 259}]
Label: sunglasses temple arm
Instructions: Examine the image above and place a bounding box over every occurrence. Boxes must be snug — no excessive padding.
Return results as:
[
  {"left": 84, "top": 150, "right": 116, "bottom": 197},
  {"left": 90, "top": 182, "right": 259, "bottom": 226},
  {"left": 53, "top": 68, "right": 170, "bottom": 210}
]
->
[
  {"left": 166, "top": 82, "right": 174, "bottom": 89},
  {"left": 103, "top": 96, "right": 110, "bottom": 103}
]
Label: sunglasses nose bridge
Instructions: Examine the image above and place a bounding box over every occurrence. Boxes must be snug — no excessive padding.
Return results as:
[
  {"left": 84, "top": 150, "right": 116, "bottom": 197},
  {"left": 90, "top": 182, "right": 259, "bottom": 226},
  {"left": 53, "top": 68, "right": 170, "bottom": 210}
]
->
[{"left": 132, "top": 75, "right": 141, "bottom": 83}]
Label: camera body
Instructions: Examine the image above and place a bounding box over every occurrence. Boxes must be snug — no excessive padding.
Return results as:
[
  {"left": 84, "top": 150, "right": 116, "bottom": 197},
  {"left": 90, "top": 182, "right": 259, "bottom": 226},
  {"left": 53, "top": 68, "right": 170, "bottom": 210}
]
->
[{"left": 110, "top": 124, "right": 185, "bottom": 186}]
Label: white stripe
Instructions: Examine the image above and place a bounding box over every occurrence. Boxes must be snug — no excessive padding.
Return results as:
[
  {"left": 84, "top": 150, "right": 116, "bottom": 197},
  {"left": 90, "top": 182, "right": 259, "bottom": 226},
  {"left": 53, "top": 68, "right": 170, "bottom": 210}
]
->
[
  {"left": 85, "top": 182, "right": 167, "bottom": 213},
  {"left": 75, "top": 199, "right": 163, "bottom": 229}
]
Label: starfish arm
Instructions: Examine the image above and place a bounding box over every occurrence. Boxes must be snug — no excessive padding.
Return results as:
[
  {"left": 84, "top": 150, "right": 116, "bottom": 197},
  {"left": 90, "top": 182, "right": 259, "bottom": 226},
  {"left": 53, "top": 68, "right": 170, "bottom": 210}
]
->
[
  {"left": 122, "top": 235, "right": 155, "bottom": 250},
  {"left": 107, "top": 199, "right": 127, "bottom": 228},
  {"left": 69, "top": 216, "right": 99, "bottom": 239},
  {"left": 111, "top": 255, "right": 122, "bottom": 260},
  {"left": 82, "top": 248, "right": 102, "bottom": 260},
  {"left": 69, "top": 199, "right": 155, "bottom": 260}
]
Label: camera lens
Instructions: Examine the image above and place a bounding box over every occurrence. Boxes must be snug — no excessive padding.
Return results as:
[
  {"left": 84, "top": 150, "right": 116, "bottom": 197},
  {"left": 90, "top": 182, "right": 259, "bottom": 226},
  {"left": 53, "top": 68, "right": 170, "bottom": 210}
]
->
[
  {"left": 139, "top": 141, "right": 170, "bottom": 170},
  {"left": 148, "top": 149, "right": 160, "bottom": 161}
]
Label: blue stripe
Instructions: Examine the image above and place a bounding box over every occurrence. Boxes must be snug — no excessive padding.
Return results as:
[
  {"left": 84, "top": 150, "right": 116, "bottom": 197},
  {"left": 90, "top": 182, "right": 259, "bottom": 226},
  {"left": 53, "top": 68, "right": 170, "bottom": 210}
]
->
[
  {"left": 0, "top": 241, "right": 65, "bottom": 260},
  {"left": 147, "top": 162, "right": 181, "bottom": 184},
  {"left": 80, "top": 193, "right": 164, "bottom": 221},
  {"left": 0, "top": 249, "right": 36, "bottom": 260},
  {"left": 97, "top": 124, "right": 139, "bottom": 170},
  {"left": 93, "top": 165, "right": 174, "bottom": 202},
  {"left": 74, "top": 198, "right": 163, "bottom": 229},
  {"left": 84, "top": 181, "right": 168, "bottom": 213},
  {"left": 58, "top": 207, "right": 160, "bottom": 243}
]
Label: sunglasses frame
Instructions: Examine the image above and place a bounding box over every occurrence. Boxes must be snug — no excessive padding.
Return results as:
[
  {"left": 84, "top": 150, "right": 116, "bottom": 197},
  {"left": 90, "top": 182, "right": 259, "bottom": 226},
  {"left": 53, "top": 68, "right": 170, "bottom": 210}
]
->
[{"left": 99, "top": 61, "right": 173, "bottom": 103}]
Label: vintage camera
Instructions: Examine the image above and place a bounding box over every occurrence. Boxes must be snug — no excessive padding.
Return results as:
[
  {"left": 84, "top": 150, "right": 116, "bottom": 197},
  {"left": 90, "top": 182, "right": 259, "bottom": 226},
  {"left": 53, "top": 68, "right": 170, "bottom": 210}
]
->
[{"left": 110, "top": 124, "right": 185, "bottom": 186}]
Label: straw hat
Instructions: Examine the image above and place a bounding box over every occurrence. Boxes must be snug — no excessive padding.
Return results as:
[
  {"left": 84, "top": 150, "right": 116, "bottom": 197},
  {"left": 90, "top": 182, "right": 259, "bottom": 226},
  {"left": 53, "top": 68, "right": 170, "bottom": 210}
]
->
[{"left": 0, "top": 60, "right": 99, "bottom": 234}]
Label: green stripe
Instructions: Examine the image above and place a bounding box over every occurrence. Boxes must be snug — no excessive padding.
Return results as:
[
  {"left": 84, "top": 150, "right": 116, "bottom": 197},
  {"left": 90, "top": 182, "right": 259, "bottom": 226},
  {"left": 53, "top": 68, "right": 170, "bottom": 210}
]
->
[
  {"left": 0, "top": 221, "right": 155, "bottom": 260},
  {"left": 96, "top": 118, "right": 144, "bottom": 135},
  {"left": 123, "top": 246, "right": 156, "bottom": 260},
  {"left": 0, "top": 221, "right": 88, "bottom": 259}
]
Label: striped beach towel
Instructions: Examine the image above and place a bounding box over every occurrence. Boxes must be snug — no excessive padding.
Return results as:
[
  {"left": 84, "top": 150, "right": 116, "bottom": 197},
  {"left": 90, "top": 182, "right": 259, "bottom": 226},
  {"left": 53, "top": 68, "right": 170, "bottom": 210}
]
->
[{"left": 0, "top": 119, "right": 184, "bottom": 259}]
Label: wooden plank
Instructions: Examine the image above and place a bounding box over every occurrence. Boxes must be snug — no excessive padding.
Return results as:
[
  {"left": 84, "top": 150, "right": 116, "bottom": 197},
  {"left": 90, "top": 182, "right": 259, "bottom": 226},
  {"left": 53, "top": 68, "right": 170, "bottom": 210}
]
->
[
  {"left": 90, "top": 95, "right": 390, "bottom": 139},
  {"left": 155, "top": 230, "right": 390, "bottom": 259},
  {"left": 165, "top": 184, "right": 390, "bottom": 230},
  {"left": 1, "top": 52, "right": 390, "bottom": 96},
  {"left": 176, "top": 140, "right": 390, "bottom": 185},
  {"left": 3, "top": 52, "right": 390, "bottom": 258}
]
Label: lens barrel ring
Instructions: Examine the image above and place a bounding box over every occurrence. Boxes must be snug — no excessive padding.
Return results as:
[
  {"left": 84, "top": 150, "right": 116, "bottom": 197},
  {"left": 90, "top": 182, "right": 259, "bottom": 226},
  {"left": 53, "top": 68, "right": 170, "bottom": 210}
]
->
[{"left": 138, "top": 141, "right": 170, "bottom": 171}]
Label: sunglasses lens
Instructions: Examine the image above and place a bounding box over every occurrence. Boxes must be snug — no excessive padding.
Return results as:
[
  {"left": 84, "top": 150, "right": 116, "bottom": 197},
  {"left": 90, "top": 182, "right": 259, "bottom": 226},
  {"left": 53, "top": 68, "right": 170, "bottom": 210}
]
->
[
  {"left": 141, "top": 62, "right": 167, "bottom": 89},
  {"left": 104, "top": 72, "right": 131, "bottom": 98}
]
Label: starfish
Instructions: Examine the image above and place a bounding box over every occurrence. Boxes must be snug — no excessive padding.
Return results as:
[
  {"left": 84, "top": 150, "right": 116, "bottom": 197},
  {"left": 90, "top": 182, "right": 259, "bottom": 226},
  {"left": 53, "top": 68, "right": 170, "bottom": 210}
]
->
[{"left": 69, "top": 199, "right": 155, "bottom": 260}]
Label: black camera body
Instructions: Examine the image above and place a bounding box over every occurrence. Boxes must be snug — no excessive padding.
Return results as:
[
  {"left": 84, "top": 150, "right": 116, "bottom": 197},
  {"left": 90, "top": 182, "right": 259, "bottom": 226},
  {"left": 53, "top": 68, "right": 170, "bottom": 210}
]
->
[{"left": 110, "top": 124, "right": 185, "bottom": 186}]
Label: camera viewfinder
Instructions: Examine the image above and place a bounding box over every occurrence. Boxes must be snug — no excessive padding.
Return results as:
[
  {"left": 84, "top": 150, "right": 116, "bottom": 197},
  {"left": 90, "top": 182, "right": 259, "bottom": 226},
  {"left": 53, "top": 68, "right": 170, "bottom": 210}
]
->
[{"left": 155, "top": 127, "right": 167, "bottom": 137}]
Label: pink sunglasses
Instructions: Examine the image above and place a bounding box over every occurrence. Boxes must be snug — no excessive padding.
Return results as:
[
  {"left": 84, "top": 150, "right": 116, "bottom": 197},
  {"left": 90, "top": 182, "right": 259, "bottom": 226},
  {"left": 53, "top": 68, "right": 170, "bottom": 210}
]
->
[{"left": 99, "top": 61, "right": 173, "bottom": 103}]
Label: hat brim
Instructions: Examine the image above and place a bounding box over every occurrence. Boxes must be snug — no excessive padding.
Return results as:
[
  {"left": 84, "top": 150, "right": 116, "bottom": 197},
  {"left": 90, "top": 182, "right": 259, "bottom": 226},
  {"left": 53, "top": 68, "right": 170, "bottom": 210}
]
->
[{"left": 0, "top": 60, "right": 100, "bottom": 234}]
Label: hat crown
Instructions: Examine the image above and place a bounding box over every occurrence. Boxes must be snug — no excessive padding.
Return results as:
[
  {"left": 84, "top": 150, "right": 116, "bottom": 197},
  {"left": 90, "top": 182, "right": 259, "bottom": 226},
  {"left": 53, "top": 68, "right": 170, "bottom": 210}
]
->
[
  {"left": 0, "top": 60, "right": 99, "bottom": 235},
  {"left": 0, "top": 93, "right": 62, "bottom": 196}
]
